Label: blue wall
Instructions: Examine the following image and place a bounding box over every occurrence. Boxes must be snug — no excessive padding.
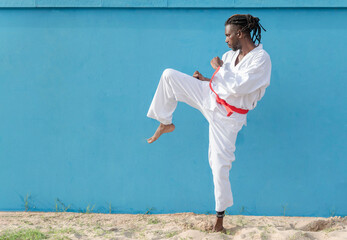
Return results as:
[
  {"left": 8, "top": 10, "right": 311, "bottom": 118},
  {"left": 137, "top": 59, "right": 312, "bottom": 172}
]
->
[{"left": 0, "top": 4, "right": 346, "bottom": 217}]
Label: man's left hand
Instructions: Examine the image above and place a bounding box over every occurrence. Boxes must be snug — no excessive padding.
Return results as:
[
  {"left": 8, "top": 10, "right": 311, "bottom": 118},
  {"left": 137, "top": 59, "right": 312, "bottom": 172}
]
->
[{"left": 210, "top": 57, "right": 223, "bottom": 70}]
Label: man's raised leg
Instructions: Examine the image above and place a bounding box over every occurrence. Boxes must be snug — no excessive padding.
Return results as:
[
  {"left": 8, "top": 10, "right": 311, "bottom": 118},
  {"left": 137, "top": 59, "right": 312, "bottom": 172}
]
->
[{"left": 146, "top": 68, "right": 211, "bottom": 143}]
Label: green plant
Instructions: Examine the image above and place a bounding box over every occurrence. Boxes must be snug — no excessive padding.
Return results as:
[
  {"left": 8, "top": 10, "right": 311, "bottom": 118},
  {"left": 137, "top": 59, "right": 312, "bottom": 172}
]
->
[
  {"left": 55, "top": 198, "right": 71, "bottom": 212},
  {"left": 109, "top": 202, "right": 112, "bottom": 213},
  {"left": 85, "top": 204, "right": 95, "bottom": 214},
  {"left": 21, "top": 220, "right": 34, "bottom": 225},
  {"left": 148, "top": 217, "right": 160, "bottom": 224},
  {"left": 145, "top": 207, "right": 154, "bottom": 214},
  {"left": 329, "top": 206, "right": 336, "bottom": 217},
  {"left": 234, "top": 216, "right": 248, "bottom": 227},
  {"left": 224, "top": 228, "right": 235, "bottom": 235},
  {"left": 77, "top": 205, "right": 94, "bottom": 214},
  {"left": 239, "top": 206, "right": 245, "bottom": 214},
  {"left": 165, "top": 231, "right": 178, "bottom": 238},
  {"left": 281, "top": 203, "right": 288, "bottom": 216},
  {"left": 260, "top": 231, "right": 269, "bottom": 240},
  {"left": 24, "top": 194, "right": 29, "bottom": 211},
  {"left": 139, "top": 231, "right": 146, "bottom": 238},
  {"left": 23, "top": 193, "right": 36, "bottom": 212},
  {"left": 287, "top": 232, "right": 311, "bottom": 240},
  {"left": 323, "top": 227, "right": 338, "bottom": 233}
]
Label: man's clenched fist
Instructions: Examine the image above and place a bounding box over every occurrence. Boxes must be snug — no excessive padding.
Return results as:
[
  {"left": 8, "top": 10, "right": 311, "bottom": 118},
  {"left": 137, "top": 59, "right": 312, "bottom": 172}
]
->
[
  {"left": 210, "top": 56, "right": 224, "bottom": 69},
  {"left": 193, "top": 71, "right": 206, "bottom": 81}
]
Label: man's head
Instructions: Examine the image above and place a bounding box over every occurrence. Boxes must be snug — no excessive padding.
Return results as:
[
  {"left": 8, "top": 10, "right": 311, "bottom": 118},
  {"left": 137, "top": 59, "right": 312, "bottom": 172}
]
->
[{"left": 224, "top": 14, "right": 266, "bottom": 51}]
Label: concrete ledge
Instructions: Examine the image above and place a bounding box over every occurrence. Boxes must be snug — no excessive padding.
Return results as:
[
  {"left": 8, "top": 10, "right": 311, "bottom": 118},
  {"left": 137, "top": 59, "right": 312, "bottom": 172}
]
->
[{"left": 0, "top": 0, "right": 346, "bottom": 8}]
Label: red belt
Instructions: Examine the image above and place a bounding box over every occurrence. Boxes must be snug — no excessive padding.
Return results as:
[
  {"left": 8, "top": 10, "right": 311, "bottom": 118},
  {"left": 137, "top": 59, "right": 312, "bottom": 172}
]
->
[{"left": 209, "top": 66, "right": 249, "bottom": 116}]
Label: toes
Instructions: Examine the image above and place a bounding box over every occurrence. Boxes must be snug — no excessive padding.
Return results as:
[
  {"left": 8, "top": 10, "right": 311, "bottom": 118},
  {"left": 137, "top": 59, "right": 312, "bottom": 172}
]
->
[{"left": 147, "top": 136, "right": 157, "bottom": 143}]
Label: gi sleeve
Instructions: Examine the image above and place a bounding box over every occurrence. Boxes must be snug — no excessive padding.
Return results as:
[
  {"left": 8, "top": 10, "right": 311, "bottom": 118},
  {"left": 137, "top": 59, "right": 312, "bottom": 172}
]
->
[{"left": 220, "top": 52, "right": 272, "bottom": 96}]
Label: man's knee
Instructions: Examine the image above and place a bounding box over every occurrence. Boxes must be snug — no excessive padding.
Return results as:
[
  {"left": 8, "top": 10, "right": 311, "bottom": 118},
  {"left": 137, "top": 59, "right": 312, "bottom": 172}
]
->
[
  {"left": 210, "top": 151, "right": 235, "bottom": 166},
  {"left": 162, "top": 68, "right": 176, "bottom": 79},
  {"left": 212, "top": 163, "right": 232, "bottom": 177}
]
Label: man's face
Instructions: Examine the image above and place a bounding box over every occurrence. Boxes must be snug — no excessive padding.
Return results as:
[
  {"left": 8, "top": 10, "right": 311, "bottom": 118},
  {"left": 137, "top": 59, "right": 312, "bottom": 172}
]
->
[{"left": 225, "top": 24, "right": 241, "bottom": 51}]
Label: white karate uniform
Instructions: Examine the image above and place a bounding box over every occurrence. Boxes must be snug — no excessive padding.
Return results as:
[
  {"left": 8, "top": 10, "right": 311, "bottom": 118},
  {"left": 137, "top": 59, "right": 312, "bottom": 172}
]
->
[{"left": 147, "top": 43, "right": 271, "bottom": 212}]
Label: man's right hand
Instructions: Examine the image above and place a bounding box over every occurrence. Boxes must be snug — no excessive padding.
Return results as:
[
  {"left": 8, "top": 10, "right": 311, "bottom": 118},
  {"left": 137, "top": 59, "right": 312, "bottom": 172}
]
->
[{"left": 193, "top": 71, "right": 206, "bottom": 81}]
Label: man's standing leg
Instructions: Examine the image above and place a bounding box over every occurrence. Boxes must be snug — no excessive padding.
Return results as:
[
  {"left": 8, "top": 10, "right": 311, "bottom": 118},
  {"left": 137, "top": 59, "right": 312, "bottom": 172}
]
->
[
  {"left": 147, "top": 68, "right": 212, "bottom": 143},
  {"left": 208, "top": 108, "right": 246, "bottom": 232}
]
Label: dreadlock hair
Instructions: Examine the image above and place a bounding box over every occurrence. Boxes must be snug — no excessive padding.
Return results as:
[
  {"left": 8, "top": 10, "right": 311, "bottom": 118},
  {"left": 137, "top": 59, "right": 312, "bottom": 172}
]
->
[{"left": 224, "top": 14, "right": 266, "bottom": 46}]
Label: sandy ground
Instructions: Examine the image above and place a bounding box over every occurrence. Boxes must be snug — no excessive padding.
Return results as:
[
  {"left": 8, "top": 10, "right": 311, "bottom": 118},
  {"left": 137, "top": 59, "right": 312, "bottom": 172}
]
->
[{"left": 0, "top": 211, "right": 346, "bottom": 240}]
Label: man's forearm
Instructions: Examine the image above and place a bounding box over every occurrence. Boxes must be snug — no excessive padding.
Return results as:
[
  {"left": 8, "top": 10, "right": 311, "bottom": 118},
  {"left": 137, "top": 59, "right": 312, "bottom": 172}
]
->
[{"left": 203, "top": 77, "right": 211, "bottom": 82}]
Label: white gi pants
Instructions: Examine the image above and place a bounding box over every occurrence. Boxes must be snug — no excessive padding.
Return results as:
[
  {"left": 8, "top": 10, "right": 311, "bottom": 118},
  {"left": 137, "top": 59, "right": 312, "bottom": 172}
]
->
[{"left": 147, "top": 68, "right": 246, "bottom": 212}]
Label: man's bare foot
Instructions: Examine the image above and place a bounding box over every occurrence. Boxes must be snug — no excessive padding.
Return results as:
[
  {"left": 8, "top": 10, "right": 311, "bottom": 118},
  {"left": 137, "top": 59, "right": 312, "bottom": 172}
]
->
[
  {"left": 147, "top": 123, "right": 175, "bottom": 143},
  {"left": 213, "top": 217, "right": 226, "bottom": 233}
]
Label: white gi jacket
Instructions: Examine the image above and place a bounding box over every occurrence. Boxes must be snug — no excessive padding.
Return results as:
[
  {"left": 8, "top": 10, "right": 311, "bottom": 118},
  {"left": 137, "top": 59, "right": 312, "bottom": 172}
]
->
[{"left": 209, "top": 43, "right": 272, "bottom": 113}]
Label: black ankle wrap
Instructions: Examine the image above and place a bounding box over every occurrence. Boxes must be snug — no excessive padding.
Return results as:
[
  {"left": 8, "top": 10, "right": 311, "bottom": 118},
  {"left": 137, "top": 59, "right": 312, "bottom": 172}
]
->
[{"left": 216, "top": 210, "right": 225, "bottom": 218}]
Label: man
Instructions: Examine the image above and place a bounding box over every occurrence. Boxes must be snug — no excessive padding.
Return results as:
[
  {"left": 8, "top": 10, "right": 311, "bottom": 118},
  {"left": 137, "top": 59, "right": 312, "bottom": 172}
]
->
[{"left": 146, "top": 14, "right": 271, "bottom": 232}]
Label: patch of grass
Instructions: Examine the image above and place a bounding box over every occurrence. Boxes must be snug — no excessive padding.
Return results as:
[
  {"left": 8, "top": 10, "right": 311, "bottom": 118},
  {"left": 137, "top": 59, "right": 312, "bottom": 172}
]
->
[
  {"left": 46, "top": 227, "right": 82, "bottom": 240},
  {"left": 67, "top": 216, "right": 75, "bottom": 221},
  {"left": 258, "top": 224, "right": 274, "bottom": 239},
  {"left": 93, "top": 222, "right": 107, "bottom": 236},
  {"left": 224, "top": 228, "right": 232, "bottom": 235},
  {"left": 94, "top": 228, "right": 105, "bottom": 236},
  {"left": 224, "top": 228, "right": 238, "bottom": 236},
  {"left": 248, "top": 230, "right": 256, "bottom": 238},
  {"left": 95, "top": 223, "right": 102, "bottom": 229},
  {"left": 51, "top": 237, "right": 71, "bottom": 240},
  {"left": 0, "top": 228, "right": 47, "bottom": 240},
  {"left": 323, "top": 227, "right": 338, "bottom": 233},
  {"left": 165, "top": 231, "right": 179, "bottom": 238},
  {"left": 153, "top": 229, "right": 164, "bottom": 236},
  {"left": 260, "top": 230, "right": 269, "bottom": 240},
  {"left": 56, "top": 228, "right": 77, "bottom": 234},
  {"left": 40, "top": 216, "right": 49, "bottom": 222},
  {"left": 21, "top": 220, "right": 34, "bottom": 225},
  {"left": 120, "top": 228, "right": 136, "bottom": 238},
  {"left": 138, "top": 231, "right": 146, "bottom": 239},
  {"left": 287, "top": 232, "right": 311, "bottom": 240},
  {"left": 101, "top": 231, "right": 113, "bottom": 238},
  {"left": 148, "top": 217, "right": 160, "bottom": 224},
  {"left": 234, "top": 216, "right": 248, "bottom": 227}
]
